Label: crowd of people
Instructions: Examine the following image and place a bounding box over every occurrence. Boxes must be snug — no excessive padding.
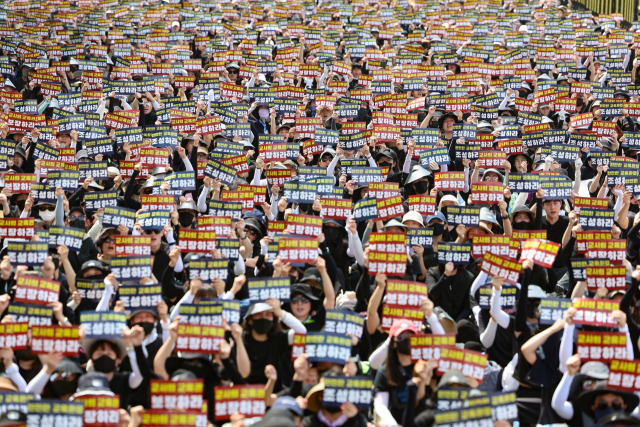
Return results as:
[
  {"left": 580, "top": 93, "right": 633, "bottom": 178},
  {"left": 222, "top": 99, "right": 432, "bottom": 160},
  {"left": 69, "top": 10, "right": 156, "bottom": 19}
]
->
[{"left": 2, "top": 0, "right": 640, "bottom": 426}]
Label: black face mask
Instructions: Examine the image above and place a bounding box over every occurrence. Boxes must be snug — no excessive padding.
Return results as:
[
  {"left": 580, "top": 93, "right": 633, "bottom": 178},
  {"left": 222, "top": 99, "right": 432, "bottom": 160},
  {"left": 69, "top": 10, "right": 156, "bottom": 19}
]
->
[
  {"left": 14, "top": 348, "right": 37, "bottom": 362},
  {"left": 179, "top": 212, "right": 194, "bottom": 228},
  {"left": 69, "top": 218, "right": 85, "bottom": 229},
  {"left": 50, "top": 379, "right": 78, "bottom": 396},
  {"left": 93, "top": 355, "right": 117, "bottom": 373},
  {"left": 16, "top": 200, "right": 25, "bottom": 211},
  {"left": 431, "top": 223, "right": 445, "bottom": 236},
  {"left": 395, "top": 339, "right": 411, "bottom": 355},
  {"left": 102, "top": 178, "right": 115, "bottom": 191},
  {"left": 323, "top": 227, "right": 343, "bottom": 247},
  {"left": 252, "top": 318, "right": 273, "bottom": 335},
  {"left": 378, "top": 161, "right": 392, "bottom": 169},
  {"left": 135, "top": 322, "right": 155, "bottom": 336},
  {"left": 512, "top": 221, "right": 530, "bottom": 230},
  {"left": 324, "top": 406, "right": 342, "bottom": 414},
  {"left": 413, "top": 181, "right": 429, "bottom": 194},
  {"left": 84, "top": 274, "right": 105, "bottom": 281}
]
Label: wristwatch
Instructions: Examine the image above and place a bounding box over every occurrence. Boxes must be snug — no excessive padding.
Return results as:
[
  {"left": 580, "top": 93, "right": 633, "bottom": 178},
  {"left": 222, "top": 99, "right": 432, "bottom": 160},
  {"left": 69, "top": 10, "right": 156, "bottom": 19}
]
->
[{"left": 501, "top": 214, "right": 509, "bottom": 219}]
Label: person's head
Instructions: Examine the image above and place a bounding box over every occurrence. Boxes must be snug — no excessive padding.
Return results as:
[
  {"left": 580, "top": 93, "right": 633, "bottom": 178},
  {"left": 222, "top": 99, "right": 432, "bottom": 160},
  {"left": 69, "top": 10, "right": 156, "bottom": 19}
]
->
[
  {"left": 57, "top": 133, "right": 71, "bottom": 146},
  {"left": 317, "top": 105, "right": 333, "bottom": 121},
  {"left": 482, "top": 169, "right": 503, "bottom": 182},
  {"left": 318, "top": 148, "right": 335, "bottom": 168},
  {"left": 41, "top": 255, "right": 59, "bottom": 280},
  {"left": 539, "top": 104, "right": 551, "bottom": 116},
  {"left": 406, "top": 165, "right": 431, "bottom": 194},
  {"left": 591, "top": 393, "right": 628, "bottom": 420},
  {"left": 258, "top": 105, "right": 270, "bottom": 121},
  {"left": 511, "top": 154, "right": 531, "bottom": 173},
  {"left": 542, "top": 199, "right": 562, "bottom": 219},
  {"left": 130, "top": 310, "right": 158, "bottom": 337},
  {"left": 177, "top": 201, "right": 198, "bottom": 228},
  {"left": 90, "top": 340, "right": 121, "bottom": 373},
  {"left": 383, "top": 219, "right": 408, "bottom": 234},
  {"left": 426, "top": 211, "right": 447, "bottom": 237},
  {"left": 47, "top": 359, "right": 82, "bottom": 398},
  {"left": 402, "top": 211, "right": 424, "bottom": 229},
  {"left": 142, "top": 99, "right": 153, "bottom": 114},
  {"left": 511, "top": 205, "right": 534, "bottom": 230},
  {"left": 67, "top": 207, "right": 87, "bottom": 230},
  {"left": 386, "top": 319, "right": 418, "bottom": 387},
  {"left": 245, "top": 303, "right": 277, "bottom": 337},
  {"left": 97, "top": 228, "right": 116, "bottom": 258},
  {"left": 197, "top": 145, "right": 209, "bottom": 161},
  {"left": 289, "top": 284, "right": 319, "bottom": 320},
  {"left": 143, "top": 227, "right": 163, "bottom": 249},
  {"left": 36, "top": 202, "right": 56, "bottom": 223},
  {"left": 440, "top": 113, "right": 456, "bottom": 133},
  {"left": 226, "top": 66, "right": 239, "bottom": 81}
]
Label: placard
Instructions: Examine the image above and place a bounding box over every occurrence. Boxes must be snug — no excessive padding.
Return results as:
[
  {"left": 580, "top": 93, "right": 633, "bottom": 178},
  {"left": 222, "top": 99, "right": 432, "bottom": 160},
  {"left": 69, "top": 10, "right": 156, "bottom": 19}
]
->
[
  {"left": 247, "top": 277, "right": 291, "bottom": 302},
  {"left": 31, "top": 325, "right": 80, "bottom": 356},
  {"left": 409, "top": 334, "right": 457, "bottom": 362},
  {"left": 213, "top": 385, "right": 265, "bottom": 422},
  {"left": 577, "top": 331, "right": 627, "bottom": 362},
  {"left": 322, "top": 376, "right": 373, "bottom": 409},
  {"left": 175, "top": 323, "right": 224, "bottom": 354}
]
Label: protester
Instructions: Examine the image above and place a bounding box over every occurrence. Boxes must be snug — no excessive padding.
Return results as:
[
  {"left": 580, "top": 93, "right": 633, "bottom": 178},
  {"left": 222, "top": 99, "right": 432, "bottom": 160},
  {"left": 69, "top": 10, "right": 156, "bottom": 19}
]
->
[{"left": 2, "top": 1, "right": 640, "bottom": 426}]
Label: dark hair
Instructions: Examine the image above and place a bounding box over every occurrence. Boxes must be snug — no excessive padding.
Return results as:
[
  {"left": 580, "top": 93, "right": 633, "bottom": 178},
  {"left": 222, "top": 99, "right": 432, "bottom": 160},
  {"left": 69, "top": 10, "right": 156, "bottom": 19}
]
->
[
  {"left": 89, "top": 340, "right": 121, "bottom": 360},
  {"left": 385, "top": 340, "right": 406, "bottom": 388}
]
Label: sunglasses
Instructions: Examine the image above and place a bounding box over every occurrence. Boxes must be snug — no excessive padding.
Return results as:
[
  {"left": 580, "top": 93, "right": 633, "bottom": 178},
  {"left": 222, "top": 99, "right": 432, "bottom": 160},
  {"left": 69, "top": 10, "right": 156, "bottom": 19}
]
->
[
  {"left": 70, "top": 215, "right": 85, "bottom": 221},
  {"left": 227, "top": 70, "right": 238, "bottom": 74},
  {"left": 320, "top": 156, "right": 333, "bottom": 162},
  {"left": 103, "top": 238, "right": 115, "bottom": 244},
  {"left": 144, "top": 229, "right": 162, "bottom": 235},
  {"left": 40, "top": 206, "right": 55, "bottom": 211},
  {"left": 596, "top": 400, "right": 624, "bottom": 412},
  {"left": 291, "top": 296, "right": 309, "bottom": 304},
  {"left": 51, "top": 371, "right": 77, "bottom": 381},
  {"left": 244, "top": 227, "right": 258, "bottom": 236},
  {"left": 396, "top": 331, "right": 413, "bottom": 341}
]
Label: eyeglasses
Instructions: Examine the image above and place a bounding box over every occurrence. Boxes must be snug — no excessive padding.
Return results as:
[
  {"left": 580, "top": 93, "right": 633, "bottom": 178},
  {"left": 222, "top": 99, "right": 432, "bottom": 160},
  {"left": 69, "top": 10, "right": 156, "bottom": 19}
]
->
[
  {"left": 244, "top": 227, "right": 258, "bottom": 236},
  {"left": 596, "top": 399, "right": 624, "bottom": 412},
  {"left": 70, "top": 214, "right": 85, "bottom": 221},
  {"left": 291, "top": 296, "right": 310, "bottom": 304},
  {"left": 143, "top": 229, "right": 162, "bottom": 235},
  {"left": 40, "top": 206, "right": 55, "bottom": 211}
]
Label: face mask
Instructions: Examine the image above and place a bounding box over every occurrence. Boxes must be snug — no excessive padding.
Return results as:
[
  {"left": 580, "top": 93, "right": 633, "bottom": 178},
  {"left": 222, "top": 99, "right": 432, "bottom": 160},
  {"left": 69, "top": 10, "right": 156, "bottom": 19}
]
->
[
  {"left": 378, "top": 161, "right": 392, "bottom": 168},
  {"left": 50, "top": 379, "right": 78, "bottom": 396},
  {"left": 431, "top": 223, "right": 444, "bottom": 236},
  {"left": 258, "top": 109, "right": 269, "bottom": 119},
  {"left": 40, "top": 210, "right": 55, "bottom": 222},
  {"left": 135, "top": 322, "right": 155, "bottom": 336},
  {"left": 512, "top": 222, "right": 530, "bottom": 230},
  {"left": 395, "top": 339, "right": 411, "bottom": 355},
  {"left": 594, "top": 404, "right": 619, "bottom": 421},
  {"left": 16, "top": 200, "right": 25, "bottom": 211},
  {"left": 324, "top": 406, "right": 342, "bottom": 414},
  {"left": 323, "top": 227, "right": 342, "bottom": 247},
  {"left": 102, "top": 178, "right": 115, "bottom": 191},
  {"left": 413, "top": 181, "right": 429, "bottom": 194},
  {"left": 69, "top": 218, "right": 85, "bottom": 229},
  {"left": 252, "top": 318, "right": 273, "bottom": 335},
  {"left": 93, "top": 355, "right": 116, "bottom": 373},
  {"left": 178, "top": 212, "right": 194, "bottom": 227}
]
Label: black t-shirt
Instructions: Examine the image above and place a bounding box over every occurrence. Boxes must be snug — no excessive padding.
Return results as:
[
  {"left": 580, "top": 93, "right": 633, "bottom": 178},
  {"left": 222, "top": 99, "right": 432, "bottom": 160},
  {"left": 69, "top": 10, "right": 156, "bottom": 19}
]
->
[
  {"left": 243, "top": 330, "right": 293, "bottom": 391},
  {"left": 374, "top": 362, "right": 415, "bottom": 423},
  {"left": 542, "top": 215, "right": 570, "bottom": 268}
]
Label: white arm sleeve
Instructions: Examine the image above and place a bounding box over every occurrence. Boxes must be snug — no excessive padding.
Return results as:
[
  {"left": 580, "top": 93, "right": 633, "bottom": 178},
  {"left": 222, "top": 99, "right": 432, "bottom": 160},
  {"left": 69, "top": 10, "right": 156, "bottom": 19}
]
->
[
  {"left": 368, "top": 339, "right": 390, "bottom": 370},
  {"left": 4, "top": 364, "right": 26, "bottom": 392},
  {"left": 326, "top": 155, "right": 341, "bottom": 177},
  {"left": 470, "top": 271, "right": 488, "bottom": 297},
  {"left": 463, "top": 167, "right": 470, "bottom": 193},
  {"left": 347, "top": 229, "right": 365, "bottom": 267},
  {"left": 25, "top": 367, "right": 51, "bottom": 395},
  {"left": 551, "top": 372, "right": 576, "bottom": 420},
  {"left": 426, "top": 313, "right": 445, "bottom": 335},
  {"left": 480, "top": 319, "right": 498, "bottom": 348},
  {"left": 197, "top": 188, "right": 209, "bottom": 213},
  {"left": 282, "top": 312, "right": 306, "bottom": 335},
  {"left": 367, "top": 155, "right": 377, "bottom": 168},
  {"left": 620, "top": 325, "right": 634, "bottom": 360},
  {"left": 501, "top": 354, "right": 520, "bottom": 391},
  {"left": 233, "top": 256, "right": 246, "bottom": 276},
  {"left": 183, "top": 158, "right": 194, "bottom": 172},
  {"left": 127, "top": 349, "right": 144, "bottom": 389},
  {"left": 96, "top": 279, "right": 115, "bottom": 312},
  {"left": 490, "top": 287, "right": 511, "bottom": 329},
  {"left": 402, "top": 151, "right": 412, "bottom": 174},
  {"left": 251, "top": 169, "right": 262, "bottom": 185},
  {"left": 374, "top": 392, "right": 398, "bottom": 427},
  {"left": 559, "top": 323, "right": 575, "bottom": 373},
  {"left": 170, "top": 292, "right": 195, "bottom": 321}
]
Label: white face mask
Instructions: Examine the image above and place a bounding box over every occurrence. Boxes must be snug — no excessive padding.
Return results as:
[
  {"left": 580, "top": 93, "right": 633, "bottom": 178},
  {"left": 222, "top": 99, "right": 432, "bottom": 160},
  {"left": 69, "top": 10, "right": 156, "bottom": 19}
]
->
[{"left": 40, "top": 210, "right": 55, "bottom": 222}]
